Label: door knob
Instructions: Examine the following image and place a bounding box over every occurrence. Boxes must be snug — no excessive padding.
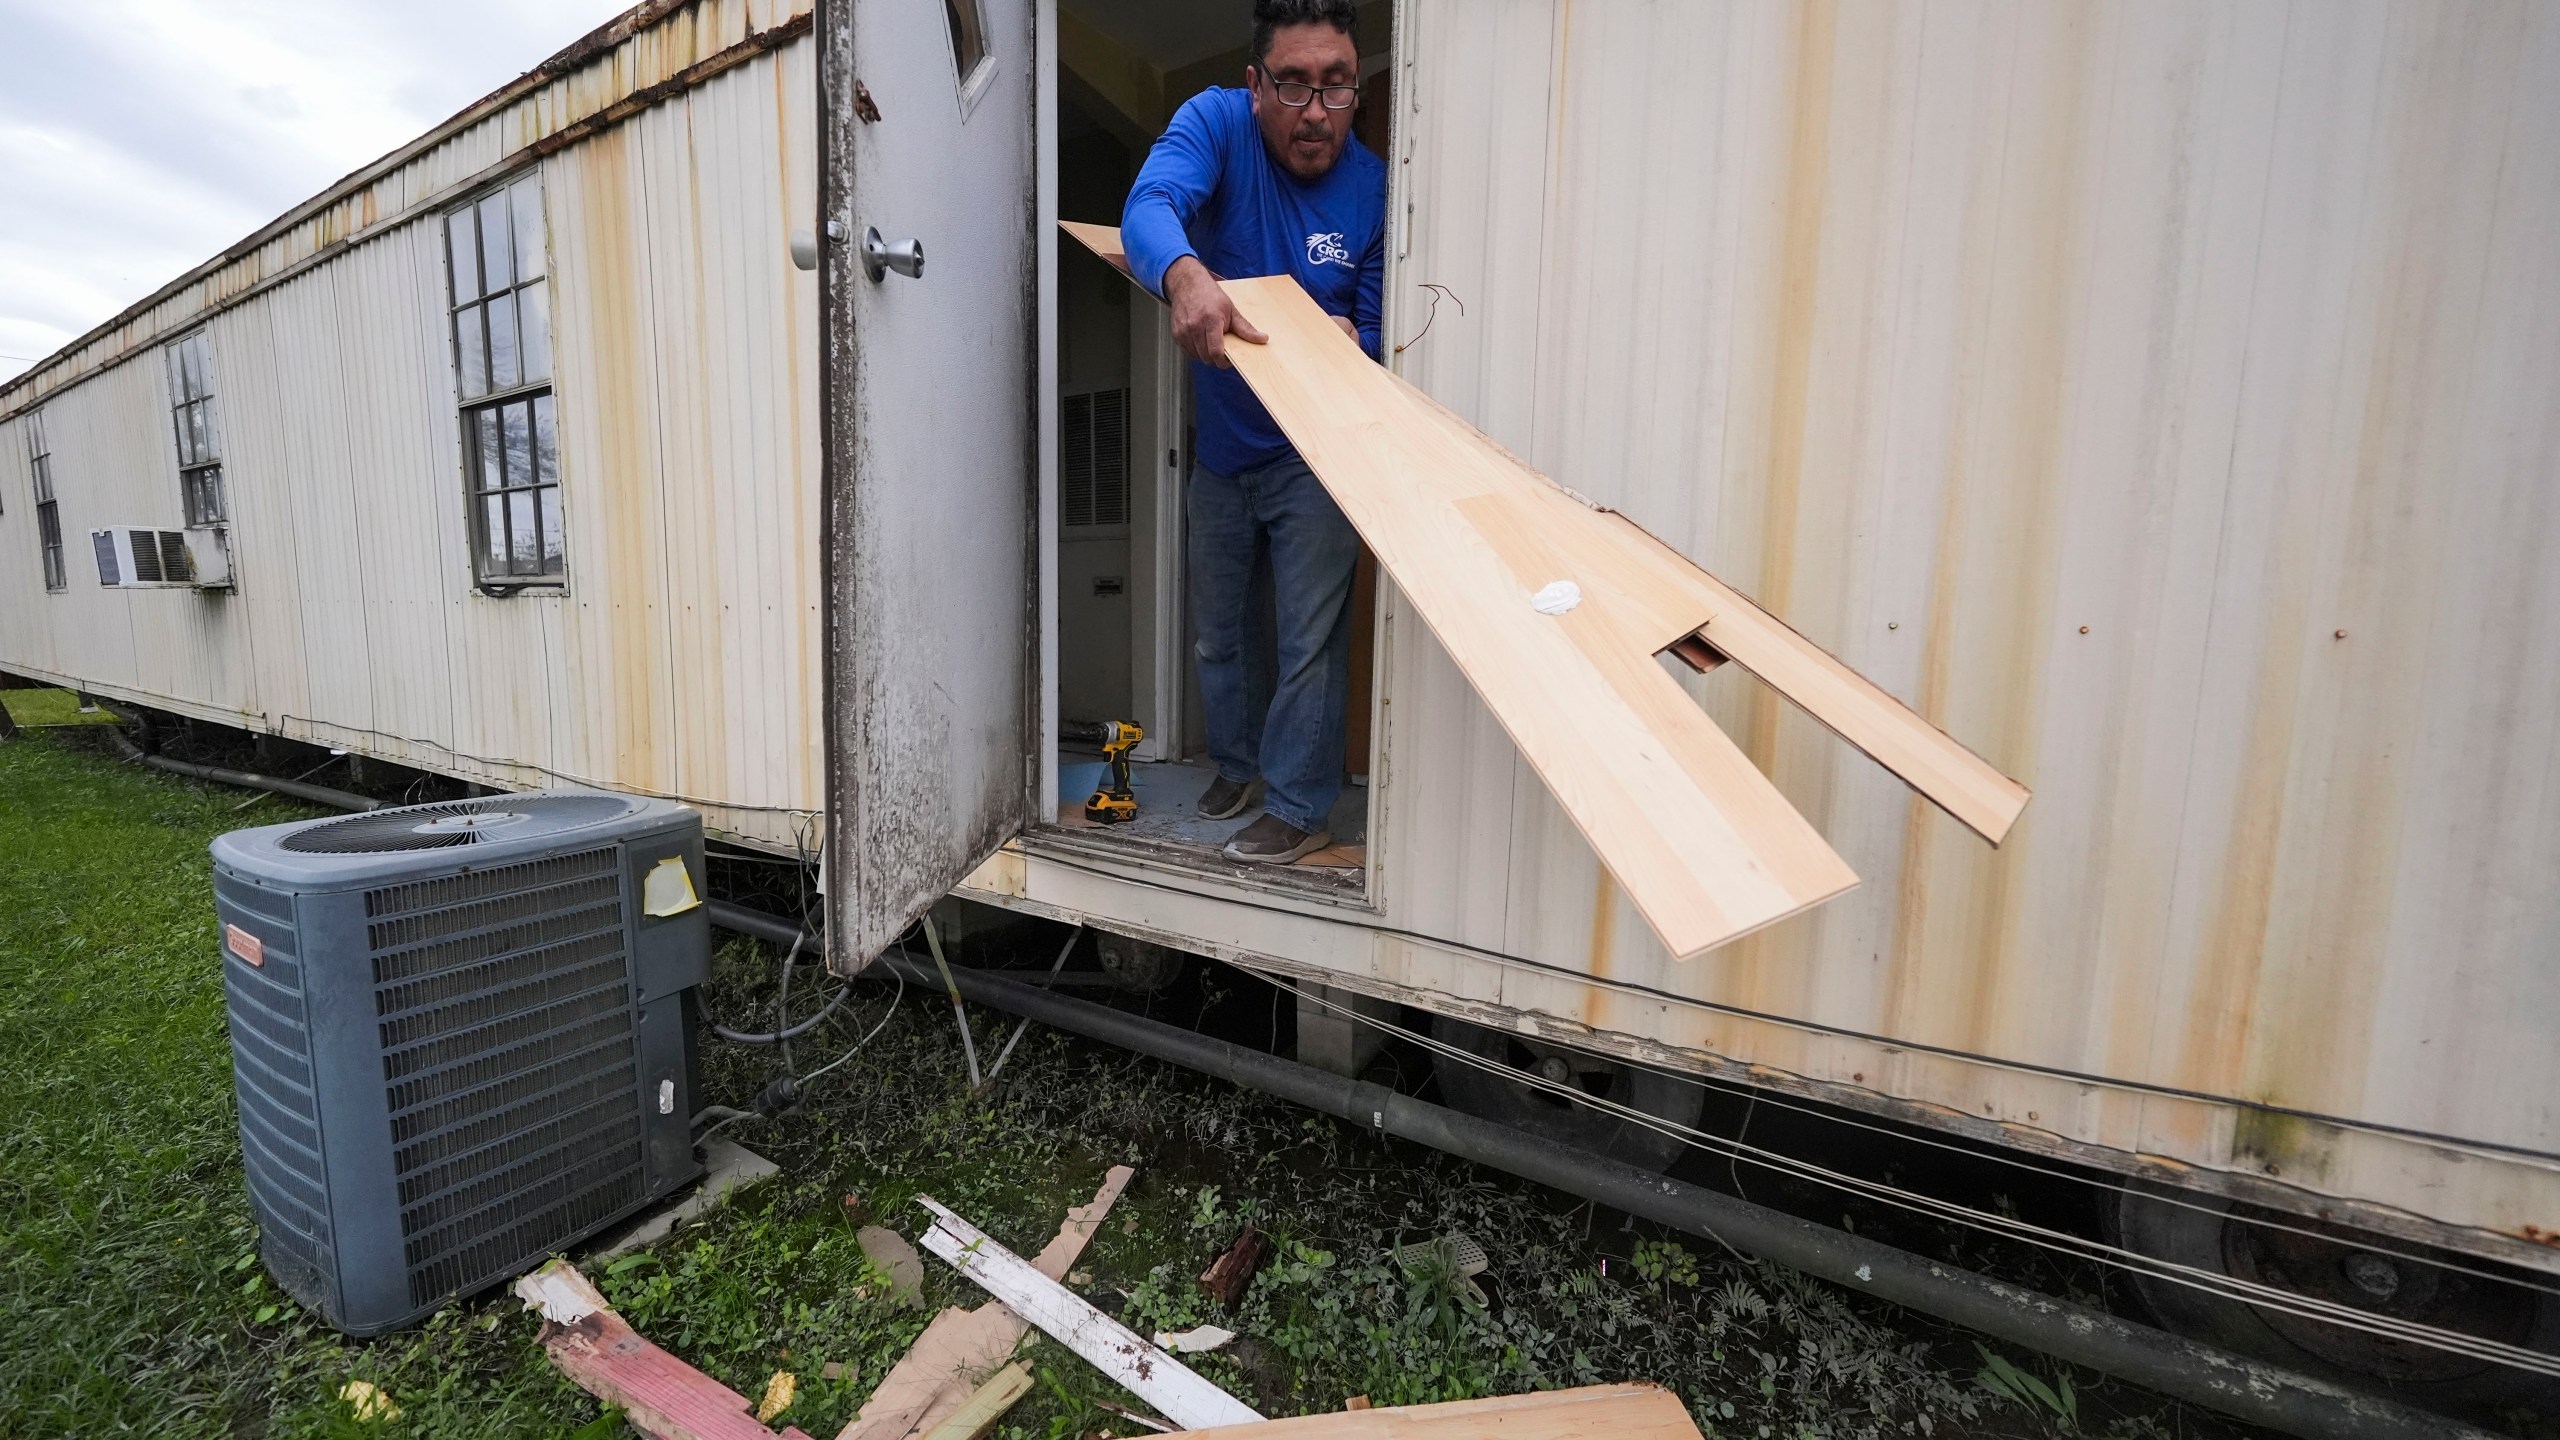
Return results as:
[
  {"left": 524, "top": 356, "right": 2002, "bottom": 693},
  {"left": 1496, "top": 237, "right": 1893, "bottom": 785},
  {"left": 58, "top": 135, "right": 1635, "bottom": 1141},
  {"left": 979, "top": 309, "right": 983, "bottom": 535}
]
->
[{"left": 862, "top": 226, "right": 925, "bottom": 281}]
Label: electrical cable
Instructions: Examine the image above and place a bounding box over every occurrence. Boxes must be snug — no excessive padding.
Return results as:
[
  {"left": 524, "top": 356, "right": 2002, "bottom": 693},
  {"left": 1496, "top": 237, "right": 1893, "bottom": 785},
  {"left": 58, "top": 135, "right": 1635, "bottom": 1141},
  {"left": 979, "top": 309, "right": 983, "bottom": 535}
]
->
[
  {"left": 800, "top": 960, "right": 908, "bottom": 1086},
  {"left": 1365, "top": 992, "right": 2560, "bottom": 1303},
  {"left": 698, "top": 898, "right": 2558, "bottom": 1371},
  {"left": 1273, "top": 978, "right": 2560, "bottom": 1377},
  {"left": 701, "top": 927, "right": 853, "bottom": 1045}
]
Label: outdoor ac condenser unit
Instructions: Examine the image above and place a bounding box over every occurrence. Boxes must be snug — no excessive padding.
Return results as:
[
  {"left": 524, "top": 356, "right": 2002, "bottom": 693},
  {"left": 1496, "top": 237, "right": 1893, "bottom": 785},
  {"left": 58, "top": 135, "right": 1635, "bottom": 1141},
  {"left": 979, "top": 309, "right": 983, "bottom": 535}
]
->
[{"left": 210, "top": 791, "right": 710, "bottom": 1334}]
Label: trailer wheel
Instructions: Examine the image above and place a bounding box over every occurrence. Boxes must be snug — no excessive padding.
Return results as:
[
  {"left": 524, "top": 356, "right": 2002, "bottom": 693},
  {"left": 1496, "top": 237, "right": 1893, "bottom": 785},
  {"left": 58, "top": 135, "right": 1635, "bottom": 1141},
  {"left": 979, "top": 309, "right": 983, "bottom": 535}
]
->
[
  {"left": 2108, "top": 1181, "right": 2560, "bottom": 1412},
  {"left": 1427, "top": 1017, "right": 1706, "bottom": 1171}
]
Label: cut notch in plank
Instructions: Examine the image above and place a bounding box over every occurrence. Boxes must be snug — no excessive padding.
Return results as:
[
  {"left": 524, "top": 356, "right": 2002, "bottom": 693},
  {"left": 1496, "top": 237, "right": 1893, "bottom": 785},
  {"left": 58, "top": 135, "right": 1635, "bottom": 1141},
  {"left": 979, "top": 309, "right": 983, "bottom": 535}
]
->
[
  {"left": 1061, "top": 219, "right": 2027, "bottom": 853},
  {"left": 917, "top": 1196, "right": 1265, "bottom": 1430}
]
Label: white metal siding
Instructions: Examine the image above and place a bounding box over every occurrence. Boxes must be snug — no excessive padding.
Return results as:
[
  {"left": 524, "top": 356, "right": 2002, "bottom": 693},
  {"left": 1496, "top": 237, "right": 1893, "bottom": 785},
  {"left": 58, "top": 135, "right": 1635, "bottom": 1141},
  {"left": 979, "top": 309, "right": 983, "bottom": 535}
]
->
[
  {"left": 1351, "top": 0, "right": 2560, "bottom": 1215},
  {"left": 0, "top": 32, "right": 822, "bottom": 849}
]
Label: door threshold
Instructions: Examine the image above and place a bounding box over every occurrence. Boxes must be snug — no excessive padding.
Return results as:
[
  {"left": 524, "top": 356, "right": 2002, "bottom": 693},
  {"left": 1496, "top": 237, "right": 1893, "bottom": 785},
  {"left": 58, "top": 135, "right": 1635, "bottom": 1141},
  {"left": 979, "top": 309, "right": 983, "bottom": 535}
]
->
[{"left": 1023, "top": 823, "right": 1375, "bottom": 909}]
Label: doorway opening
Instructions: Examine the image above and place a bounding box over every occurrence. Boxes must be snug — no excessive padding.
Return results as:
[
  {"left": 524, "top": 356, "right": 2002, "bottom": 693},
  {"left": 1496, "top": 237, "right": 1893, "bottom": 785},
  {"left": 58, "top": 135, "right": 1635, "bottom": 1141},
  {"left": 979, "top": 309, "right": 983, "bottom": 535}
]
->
[{"left": 1044, "top": 0, "right": 1394, "bottom": 898}]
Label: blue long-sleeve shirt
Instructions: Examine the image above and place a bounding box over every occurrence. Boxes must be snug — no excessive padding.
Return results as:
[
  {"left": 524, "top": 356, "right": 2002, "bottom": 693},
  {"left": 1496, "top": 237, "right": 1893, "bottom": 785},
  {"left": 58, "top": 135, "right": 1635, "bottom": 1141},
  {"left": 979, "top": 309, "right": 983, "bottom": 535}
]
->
[{"left": 1122, "top": 87, "right": 1386, "bottom": 477}]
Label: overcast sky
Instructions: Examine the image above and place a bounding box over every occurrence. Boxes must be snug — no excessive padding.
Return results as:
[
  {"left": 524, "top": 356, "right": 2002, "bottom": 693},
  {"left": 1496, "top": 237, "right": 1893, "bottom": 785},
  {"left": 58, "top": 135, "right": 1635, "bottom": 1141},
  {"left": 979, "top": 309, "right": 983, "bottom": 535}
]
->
[{"left": 0, "top": 0, "right": 632, "bottom": 383}]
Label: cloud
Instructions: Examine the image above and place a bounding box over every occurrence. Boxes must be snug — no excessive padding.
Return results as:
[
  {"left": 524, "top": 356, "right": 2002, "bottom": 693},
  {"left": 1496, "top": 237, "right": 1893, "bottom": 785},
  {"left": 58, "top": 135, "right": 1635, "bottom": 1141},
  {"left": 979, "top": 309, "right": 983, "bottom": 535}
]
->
[{"left": 0, "top": 0, "right": 629, "bottom": 382}]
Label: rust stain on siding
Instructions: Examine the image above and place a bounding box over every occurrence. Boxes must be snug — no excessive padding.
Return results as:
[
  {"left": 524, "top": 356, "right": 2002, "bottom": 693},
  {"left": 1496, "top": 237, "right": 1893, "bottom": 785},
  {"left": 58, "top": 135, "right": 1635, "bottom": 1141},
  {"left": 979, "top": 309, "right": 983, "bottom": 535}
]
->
[
  {"left": 572, "top": 128, "right": 669, "bottom": 791},
  {"left": 1746, "top": 0, "right": 1837, "bottom": 775}
]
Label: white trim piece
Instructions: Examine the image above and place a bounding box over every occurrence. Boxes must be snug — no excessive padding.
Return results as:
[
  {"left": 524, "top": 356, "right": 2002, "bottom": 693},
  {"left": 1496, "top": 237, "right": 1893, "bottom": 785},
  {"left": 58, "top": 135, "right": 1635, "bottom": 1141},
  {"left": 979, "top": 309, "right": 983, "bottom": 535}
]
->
[
  {"left": 1035, "top": 0, "right": 1061, "bottom": 821},
  {"left": 916, "top": 1198, "right": 1263, "bottom": 1430}
]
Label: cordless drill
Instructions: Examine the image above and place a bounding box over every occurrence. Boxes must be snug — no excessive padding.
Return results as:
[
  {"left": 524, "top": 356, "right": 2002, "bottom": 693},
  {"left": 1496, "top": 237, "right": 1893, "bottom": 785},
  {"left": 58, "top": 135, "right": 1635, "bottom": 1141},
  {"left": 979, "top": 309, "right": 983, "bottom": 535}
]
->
[{"left": 1075, "top": 720, "right": 1143, "bottom": 824}]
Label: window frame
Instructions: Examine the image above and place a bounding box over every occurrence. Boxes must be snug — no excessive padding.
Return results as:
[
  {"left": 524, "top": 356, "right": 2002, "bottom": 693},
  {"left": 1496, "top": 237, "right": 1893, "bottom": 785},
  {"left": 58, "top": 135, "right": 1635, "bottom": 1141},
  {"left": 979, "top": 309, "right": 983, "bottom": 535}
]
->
[
  {"left": 26, "top": 409, "right": 64, "bottom": 592},
  {"left": 442, "top": 170, "right": 565, "bottom": 593},
  {"left": 944, "top": 0, "right": 998, "bottom": 114},
  {"left": 163, "top": 329, "right": 227, "bottom": 527}
]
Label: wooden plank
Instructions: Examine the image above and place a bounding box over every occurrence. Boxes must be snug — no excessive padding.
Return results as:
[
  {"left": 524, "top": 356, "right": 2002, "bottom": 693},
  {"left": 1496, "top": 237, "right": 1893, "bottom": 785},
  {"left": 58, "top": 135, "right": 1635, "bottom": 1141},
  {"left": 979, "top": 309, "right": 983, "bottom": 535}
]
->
[
  {"left": 837, "top": 1165, "right": 1134, "bottom": 1440},
  {"left": 514, "top": 1260, "right": 819, "bottom": 1440},
  {"left": 1028, "top": 1162, "right": 1133, "bottom": 1279},
  {"left": 917, "top": 1197, "right": 1265, "bottom": 1430},
  {"left": 1689, "top": 567, "right": 2030, "bottom": 844},
  {"left": 1181, "top": 1384, "right": 1702, "bottom": 1440},
  {"left": 1215, "top": 274, "right": 1856, "bottom": 958},
  {"left": 1382, "top": 368, "right": 2027, "bottom": 845},
  {"left": 1059, "top": 220, "right": 1127, "bottom": 276},
  {"left": 1063, "top": 218, "right": 2024, "bottom": 849},
  {"left": 918, "top": 1363, "right": 1033, "bottom": 1440}
]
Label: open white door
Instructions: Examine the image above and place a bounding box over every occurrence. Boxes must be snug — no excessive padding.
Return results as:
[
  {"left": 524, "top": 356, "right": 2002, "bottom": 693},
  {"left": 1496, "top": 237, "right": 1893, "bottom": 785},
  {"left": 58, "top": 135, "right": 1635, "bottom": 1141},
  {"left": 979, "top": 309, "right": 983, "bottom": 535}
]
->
[{"left": 822, "top": 0, "right": 1040, "bottom": 967}]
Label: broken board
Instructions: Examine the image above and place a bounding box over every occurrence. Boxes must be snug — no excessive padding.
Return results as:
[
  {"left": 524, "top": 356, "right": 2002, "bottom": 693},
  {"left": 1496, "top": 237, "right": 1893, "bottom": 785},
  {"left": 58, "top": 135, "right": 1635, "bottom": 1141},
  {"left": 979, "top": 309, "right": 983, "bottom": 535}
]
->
[
  {"left": 1059, "top": 221, "right": 2027, "bottom": 960},
  {"left": 918, "top": 1196, "right": 1263, "bottom": 1429},
  {"left": 1184, "top": 1384, "right": 1704, "bottom": 1440},
  {"left": 516, "top": 1260, "right": 819, "bottom": 1440},
  {"left": 837, "top": 1165, "right": 1135, "bottom": 1440}
]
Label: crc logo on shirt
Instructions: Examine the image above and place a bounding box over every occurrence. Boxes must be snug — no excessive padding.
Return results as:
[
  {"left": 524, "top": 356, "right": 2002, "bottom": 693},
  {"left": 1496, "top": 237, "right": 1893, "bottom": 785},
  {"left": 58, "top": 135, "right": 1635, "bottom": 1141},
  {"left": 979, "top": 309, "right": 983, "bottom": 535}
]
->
[{"left": 1304, "top": 231, "right": 1352, "bottom": 267}]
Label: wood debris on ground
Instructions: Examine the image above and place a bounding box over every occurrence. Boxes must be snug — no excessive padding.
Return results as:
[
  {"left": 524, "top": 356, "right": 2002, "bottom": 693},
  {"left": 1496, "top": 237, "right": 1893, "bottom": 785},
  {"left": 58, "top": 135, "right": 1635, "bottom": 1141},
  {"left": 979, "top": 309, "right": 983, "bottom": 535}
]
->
[
  {"left": 919, "top": 1362, "right": 1033, "bottom": 1440},
  {"left": 1188, "top": 1384, "right": 1703, "bottom": 1440},
  {"left": 916, "top": 1194, "right": 1263, "bottom": 1430},
  {"left": 513, "top": 1259, "right": 819, "bottom": 1440},
  {"left": 837, "top": 1165, "right": 1136, "bottom": 1440},
  {"left": 1197, "top": 1223, "right": 1269, "bottom": 1306},
  {"left": 514, "top": 1160, "right": 1707, "bottom": 1440}
]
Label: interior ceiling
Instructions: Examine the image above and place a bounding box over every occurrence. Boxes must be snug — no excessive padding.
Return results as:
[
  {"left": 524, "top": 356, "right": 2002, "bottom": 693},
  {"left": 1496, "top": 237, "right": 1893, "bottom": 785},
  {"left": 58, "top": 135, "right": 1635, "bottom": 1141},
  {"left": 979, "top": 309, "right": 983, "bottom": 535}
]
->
[{"left": 1065, "top": 0, "right": 1257, "bottom": 74}]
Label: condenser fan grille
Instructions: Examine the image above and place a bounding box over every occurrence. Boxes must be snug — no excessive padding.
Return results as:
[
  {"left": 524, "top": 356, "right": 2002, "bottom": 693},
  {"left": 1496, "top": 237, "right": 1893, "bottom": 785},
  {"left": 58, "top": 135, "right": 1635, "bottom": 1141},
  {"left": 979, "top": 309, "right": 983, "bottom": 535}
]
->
[{"left": 280, "top": 795, "right": 641, "bottom": 854}]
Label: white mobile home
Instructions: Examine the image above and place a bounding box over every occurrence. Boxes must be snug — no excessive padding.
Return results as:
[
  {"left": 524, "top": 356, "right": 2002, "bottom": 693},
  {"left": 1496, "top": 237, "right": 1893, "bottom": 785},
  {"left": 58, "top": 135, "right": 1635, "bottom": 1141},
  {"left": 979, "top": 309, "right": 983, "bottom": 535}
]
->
[{"left": 6, "top": 0, "right": 2556, "bottom": 1391}]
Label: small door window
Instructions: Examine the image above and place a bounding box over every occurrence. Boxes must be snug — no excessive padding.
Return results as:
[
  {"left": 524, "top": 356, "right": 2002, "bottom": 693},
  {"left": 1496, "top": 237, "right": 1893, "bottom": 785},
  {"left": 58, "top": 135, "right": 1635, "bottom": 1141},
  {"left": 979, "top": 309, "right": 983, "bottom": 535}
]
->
[{"left": 944, "top": 0, "right": 990, "bottom": 91}]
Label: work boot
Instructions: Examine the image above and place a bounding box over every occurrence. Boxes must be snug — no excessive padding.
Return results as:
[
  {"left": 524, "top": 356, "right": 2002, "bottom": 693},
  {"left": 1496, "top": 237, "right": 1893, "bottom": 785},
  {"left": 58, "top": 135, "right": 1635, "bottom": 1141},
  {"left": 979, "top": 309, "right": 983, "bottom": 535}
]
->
[
  {"left": 1197, "top": 774, "right": 1262, "bottom": 820},
  {"left": 1223, "top": 814, "right": 1330, "bottom": 865}
]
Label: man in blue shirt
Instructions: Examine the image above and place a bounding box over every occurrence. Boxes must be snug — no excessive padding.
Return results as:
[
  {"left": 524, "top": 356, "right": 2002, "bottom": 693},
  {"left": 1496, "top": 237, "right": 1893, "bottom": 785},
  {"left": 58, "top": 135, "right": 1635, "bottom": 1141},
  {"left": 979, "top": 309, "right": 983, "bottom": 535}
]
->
[{"left": 1121, "top": 0, "right": 1384, "bottom": 865}]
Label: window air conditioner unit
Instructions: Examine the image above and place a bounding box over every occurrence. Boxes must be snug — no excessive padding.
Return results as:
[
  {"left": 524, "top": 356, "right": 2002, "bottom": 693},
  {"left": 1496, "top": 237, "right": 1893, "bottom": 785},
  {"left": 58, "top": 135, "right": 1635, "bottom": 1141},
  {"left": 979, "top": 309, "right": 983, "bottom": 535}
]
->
[
  {"left": 92, "top": 526, "right": 196, "bottom": 587},
  {"left": 210, "top": 790, "right": 710, "bottom": 1334},
  {"left": 90, "top": 525, "right": 234, "bottom": 589},
  {"left": 186, "top": 525, "right": 235, "bottom": 588}
]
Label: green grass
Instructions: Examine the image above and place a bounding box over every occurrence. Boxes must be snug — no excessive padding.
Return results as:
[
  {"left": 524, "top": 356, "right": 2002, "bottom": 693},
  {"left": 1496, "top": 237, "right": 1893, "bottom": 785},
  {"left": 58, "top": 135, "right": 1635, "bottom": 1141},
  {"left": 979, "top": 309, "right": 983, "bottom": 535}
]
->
[
  {"left": 2, "top": 687, "right": 119, "bottom": 727},
  {"left": 0, "top": 730, "right": 2226, "bottom": 1439}
]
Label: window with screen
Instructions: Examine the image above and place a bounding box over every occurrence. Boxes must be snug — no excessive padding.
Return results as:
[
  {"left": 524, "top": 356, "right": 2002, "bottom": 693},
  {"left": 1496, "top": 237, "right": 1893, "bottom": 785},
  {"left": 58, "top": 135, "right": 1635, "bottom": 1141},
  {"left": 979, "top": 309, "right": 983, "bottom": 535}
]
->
[
  {"left": 444, "top": 172, "right": 561, "bottom": 587},
  {"left": 27, "top": 410, "right": 63, "bottom": 592},
  {"left": 164, "top": 331, "right": 226, "bottom": 525}
]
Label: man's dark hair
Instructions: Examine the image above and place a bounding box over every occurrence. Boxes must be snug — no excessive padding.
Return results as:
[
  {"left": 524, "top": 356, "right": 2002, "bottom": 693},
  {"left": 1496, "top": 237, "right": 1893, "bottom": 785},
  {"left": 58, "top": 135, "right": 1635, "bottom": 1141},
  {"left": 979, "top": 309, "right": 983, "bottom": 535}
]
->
[{"left": 1251, "top": 0, "right": 1358, "bottom": 66}]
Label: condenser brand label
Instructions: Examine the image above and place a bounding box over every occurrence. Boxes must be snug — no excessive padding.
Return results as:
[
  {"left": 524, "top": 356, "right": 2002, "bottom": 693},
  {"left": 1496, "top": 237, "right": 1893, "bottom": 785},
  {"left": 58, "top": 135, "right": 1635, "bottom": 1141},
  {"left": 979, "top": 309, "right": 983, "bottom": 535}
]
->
[{"left": 225, "top": 923, "right": 265, "bottom": 967}]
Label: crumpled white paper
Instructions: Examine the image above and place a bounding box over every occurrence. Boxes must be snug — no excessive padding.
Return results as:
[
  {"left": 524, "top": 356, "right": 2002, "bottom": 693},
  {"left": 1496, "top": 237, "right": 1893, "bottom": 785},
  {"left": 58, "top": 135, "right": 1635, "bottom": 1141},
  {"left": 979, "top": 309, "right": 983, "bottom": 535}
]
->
[
  {"left": 1152, "top": 1324, "right": 1237, "bottom": 1353},
  {"left": 1530, "top": 580, "right": 1582, "bottom": 615}
]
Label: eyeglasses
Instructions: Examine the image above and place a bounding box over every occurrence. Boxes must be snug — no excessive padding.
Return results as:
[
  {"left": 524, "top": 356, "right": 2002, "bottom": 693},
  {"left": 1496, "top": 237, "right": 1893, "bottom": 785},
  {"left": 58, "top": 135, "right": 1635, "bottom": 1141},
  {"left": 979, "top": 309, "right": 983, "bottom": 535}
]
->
[{"left": 1254, "top": 65, "right": 1358, "bottom": 111}]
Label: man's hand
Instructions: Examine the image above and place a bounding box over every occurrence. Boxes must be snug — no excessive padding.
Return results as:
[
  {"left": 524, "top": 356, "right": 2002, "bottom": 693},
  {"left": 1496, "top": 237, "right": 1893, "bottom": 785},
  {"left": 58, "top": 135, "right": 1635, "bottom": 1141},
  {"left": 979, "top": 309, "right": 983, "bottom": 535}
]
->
[
  {"left": 1330, "top": 315, "right": 1357, "bottom": 343},
  {"left": 1165, "top": 256, "right": 1267, "bottom": 368}
]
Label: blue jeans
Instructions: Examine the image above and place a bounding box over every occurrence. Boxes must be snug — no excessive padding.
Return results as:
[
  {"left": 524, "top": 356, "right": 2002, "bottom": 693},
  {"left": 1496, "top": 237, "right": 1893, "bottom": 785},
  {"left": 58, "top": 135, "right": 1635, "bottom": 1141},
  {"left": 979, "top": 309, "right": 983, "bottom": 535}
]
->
[{"left": 1189, "top": 456, "right": 1358, "bottom": 833}]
